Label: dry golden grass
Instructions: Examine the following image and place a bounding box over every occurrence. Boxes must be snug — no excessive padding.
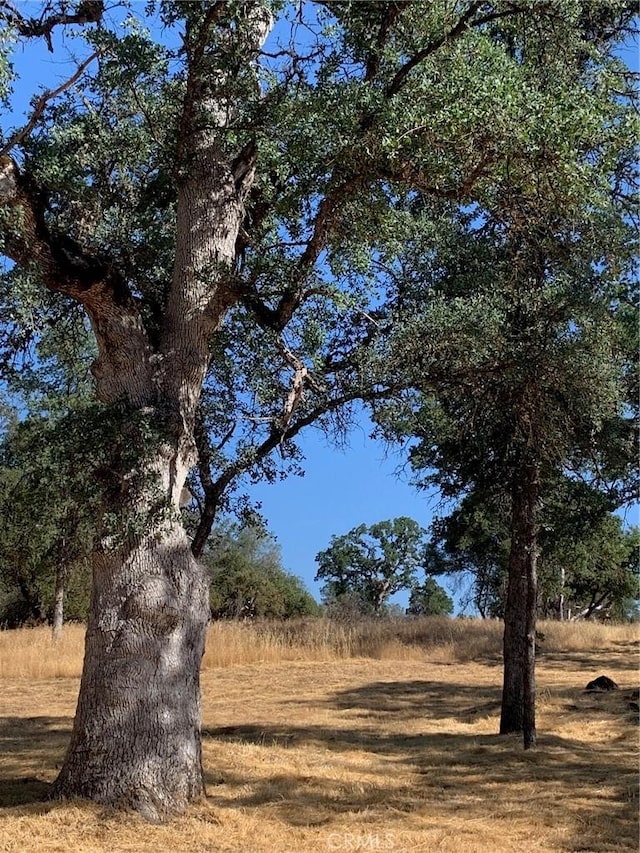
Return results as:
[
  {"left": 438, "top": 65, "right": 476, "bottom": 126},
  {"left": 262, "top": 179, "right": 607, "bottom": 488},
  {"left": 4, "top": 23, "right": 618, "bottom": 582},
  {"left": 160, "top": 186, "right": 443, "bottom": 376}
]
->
[
  {"left": 2, "top": 616, "right": 637, "bottom": 679},
  {"left": 0, "top": 618, "right": 637, "bottom": 852}
]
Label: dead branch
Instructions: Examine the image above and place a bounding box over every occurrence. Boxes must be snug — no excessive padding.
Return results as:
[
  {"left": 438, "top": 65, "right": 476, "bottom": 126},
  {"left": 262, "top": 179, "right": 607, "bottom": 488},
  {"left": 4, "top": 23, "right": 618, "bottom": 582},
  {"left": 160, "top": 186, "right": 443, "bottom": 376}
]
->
[{"left": 0, "top": 50, "right": 100, "bottom": 158}]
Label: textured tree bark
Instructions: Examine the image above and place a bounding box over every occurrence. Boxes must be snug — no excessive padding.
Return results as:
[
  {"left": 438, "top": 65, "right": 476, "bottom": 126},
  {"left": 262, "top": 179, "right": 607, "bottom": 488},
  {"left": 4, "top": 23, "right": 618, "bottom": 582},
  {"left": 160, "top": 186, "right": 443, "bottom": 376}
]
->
[
  {"left": 500, "top": 550, "right": 526, "bottom": 734},
  {"left": 522, "top": 490, "right": 538, "bottom": 749},
  {"left": 500, "top": 459, "right": 539, "bottom": 744},
  {"left": 53, "top": 514, "right": 210, "bottom": 820}
]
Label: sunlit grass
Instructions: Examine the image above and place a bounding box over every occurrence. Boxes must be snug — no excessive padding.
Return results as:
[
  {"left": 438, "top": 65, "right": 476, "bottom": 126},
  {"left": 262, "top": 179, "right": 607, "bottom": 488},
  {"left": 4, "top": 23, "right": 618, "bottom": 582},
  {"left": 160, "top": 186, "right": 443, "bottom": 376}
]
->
[
  {"left": 1, "top": 616, "right": 637, "bottom": 679},
  {"left": 0, "top": 617, "right": 637, "bottom": 852}
]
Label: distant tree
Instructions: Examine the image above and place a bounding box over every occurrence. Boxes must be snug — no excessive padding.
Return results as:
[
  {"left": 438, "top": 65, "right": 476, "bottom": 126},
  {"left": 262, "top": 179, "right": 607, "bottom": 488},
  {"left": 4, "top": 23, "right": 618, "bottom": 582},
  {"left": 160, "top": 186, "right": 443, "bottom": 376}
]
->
[
  {"left": 557, "top": 521, "right": 639, "bottom": 622},
  {"left": 407, "top": 578, "right": 453, "bottom": 617},
  {"left": 205, "top": 522, "right": 319, "bottom": 620},
  {"left": 0, "top": 310, "right": 97, "bottom": 633},
  {"left": 316, "top": 517, "right": 428, "bottom": 615},
  {"left": 428, "top": 492, "right": 511, "bottom": 619}
]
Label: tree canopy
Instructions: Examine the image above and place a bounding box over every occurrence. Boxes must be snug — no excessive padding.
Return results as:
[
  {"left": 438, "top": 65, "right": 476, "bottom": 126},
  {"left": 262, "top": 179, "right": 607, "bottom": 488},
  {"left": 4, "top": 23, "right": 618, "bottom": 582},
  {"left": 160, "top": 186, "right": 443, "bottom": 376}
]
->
[
  {"left": 316, "top": 517, "right": 437, "bottom": 614},
  {"left": 205, "top": 521, "right": 319, "bottom": 619},
  {"left": 428, "top": 480, "right": 639, "bottom": 622},
  {"left": 407, "top": 577, "right": 454, "bottom": 617},
  {"left": 366, "top": 0, "right": 637, "bottom": 746}
]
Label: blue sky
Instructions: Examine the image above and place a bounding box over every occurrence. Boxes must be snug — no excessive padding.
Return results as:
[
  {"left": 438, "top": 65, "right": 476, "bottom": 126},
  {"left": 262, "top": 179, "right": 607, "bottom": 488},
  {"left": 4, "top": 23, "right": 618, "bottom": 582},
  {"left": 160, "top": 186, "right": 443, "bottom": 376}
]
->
[{"left": 250, "top": 414, "right": 444, "bottom": 606}]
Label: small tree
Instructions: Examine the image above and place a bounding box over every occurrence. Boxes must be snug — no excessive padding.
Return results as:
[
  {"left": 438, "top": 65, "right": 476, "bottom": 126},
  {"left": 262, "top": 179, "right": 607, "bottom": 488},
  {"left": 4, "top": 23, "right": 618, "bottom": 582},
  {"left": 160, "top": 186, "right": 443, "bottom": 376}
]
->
[
  {"left": 316, "top": 517, "right": 428, "bottom": 615},
  {"left": 372, "top": 128, "right": 636, "bottom": 748},
  {"left": 407, "top": 578, "right": 453, "bottom": 617},
  {"left": 0, "top": 407, "right": 97, "bottom": 632}
]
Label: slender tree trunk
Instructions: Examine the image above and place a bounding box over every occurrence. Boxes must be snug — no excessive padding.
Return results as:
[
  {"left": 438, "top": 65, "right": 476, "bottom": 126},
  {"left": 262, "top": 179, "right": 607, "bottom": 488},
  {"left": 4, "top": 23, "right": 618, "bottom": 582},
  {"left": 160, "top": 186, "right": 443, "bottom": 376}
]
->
[
  {"left": 52, "top": 564, "right": 65, "bottom": 641},
  {"left": 500, "top": 459, "right": 539, "bottom": 747},
  {"left": 522, "top": 502, "right": 538, "bottom": 749},
  {"left": 500, "top": 552, "right": 526, "bottom": 733}
]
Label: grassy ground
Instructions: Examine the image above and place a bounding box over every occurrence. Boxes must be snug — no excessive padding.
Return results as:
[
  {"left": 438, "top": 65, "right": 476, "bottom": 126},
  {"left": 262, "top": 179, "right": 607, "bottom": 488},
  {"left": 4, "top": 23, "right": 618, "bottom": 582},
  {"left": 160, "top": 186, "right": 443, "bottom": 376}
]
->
[{"left": 0, "top": 619, "right": 637, "bottom": 852}]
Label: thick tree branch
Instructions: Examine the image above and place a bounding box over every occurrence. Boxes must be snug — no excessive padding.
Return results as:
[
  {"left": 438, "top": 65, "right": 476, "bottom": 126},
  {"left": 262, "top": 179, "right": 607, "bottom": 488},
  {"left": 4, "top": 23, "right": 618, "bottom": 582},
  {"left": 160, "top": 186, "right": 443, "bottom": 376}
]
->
[
  {"left": 383, "top": 148, "right": 498, "bottom": 201},
  {"left": 386, "top": 1, "right": 482, "bottom": 96},
  {"left": 270, "top": 179, "right": 363, "bottom": 330},
  {"left": 1, "top": 155, "right": 80, "bottom": 293},
  {"left": 0, "top": 156, "right": 119, "bottom": 297},
  {"left": 364, "top": 1, "right": 405, "bottom": 82},
  {"left": 0, "top": 156, "right": 155, "bottom": 404},
  {"left": 237, "top": 174, "right": 365, "bottom": 332}
]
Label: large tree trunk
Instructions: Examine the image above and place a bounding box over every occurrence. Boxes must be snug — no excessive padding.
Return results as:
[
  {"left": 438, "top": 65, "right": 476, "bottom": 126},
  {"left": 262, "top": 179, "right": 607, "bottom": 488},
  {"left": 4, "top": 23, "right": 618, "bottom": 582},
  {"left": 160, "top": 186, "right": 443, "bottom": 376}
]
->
[
  {"left": 500, "top": 458, "right": 539, "bottom": 747},
  {"left": 53, "top": 511, "right": 210, "bottom": 820},
  {"left": 51, "top": 428, "right": 212, "bottom": 821},
  {"left": 49, "top": 5, "right": 273, "bottom": 819},
  {"left": 0, "top": 5, "right": 272, "bottom": 818},
  {"left": 55, "top": 512, "right": 209, "bottom": 820}
]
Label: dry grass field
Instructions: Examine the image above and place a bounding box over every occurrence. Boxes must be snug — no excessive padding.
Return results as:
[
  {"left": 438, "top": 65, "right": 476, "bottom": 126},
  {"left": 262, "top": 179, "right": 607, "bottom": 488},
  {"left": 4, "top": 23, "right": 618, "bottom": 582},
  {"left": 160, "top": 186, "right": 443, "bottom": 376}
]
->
[{"left": 0, "top": 618, "right": 637, "bottom": 853}]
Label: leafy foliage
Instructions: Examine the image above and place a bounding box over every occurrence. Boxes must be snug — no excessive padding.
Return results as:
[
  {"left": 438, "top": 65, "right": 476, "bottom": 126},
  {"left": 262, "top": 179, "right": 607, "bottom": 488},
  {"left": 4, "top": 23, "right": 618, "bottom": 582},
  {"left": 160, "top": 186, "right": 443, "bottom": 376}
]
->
[
  {"left": 315, "top": 517, "right": 429, "bottom": 614},
  {"left": 205, "top": 521, "right": 319, "bottom": 620},
  {"left": 3, "top": 1, "right": 636, "bottom": 543},
  {"left": 429, "top": 479, "right": 639, "bottom": 621},
  {"left": 407, "top": 577, "right": 454, "bottom": 617},
  {"left": 0, "top": 3, "right": 636, "bottom": 795},
  {"left": 0, "top": 406, "right": 96, "bottom": 626}
]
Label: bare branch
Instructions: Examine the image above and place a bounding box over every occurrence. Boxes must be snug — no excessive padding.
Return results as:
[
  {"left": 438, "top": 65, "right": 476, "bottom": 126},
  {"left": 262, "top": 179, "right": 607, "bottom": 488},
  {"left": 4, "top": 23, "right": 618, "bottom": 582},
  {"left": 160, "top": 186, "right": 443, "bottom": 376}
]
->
[
  {"left": 249, "top": 174, "right": 366, "bottom": 332},
  {"left": 235, "top": 170, "right": 364, "bottom": 332},
  {"left": 0, "top": 50, "right": 100, "bottom": 158},
  {"left": 276, "top": 337, "right": 324, "bottom": 439},
  {"left": 190, "top": 383, "right": 399, "bottom": 558}
]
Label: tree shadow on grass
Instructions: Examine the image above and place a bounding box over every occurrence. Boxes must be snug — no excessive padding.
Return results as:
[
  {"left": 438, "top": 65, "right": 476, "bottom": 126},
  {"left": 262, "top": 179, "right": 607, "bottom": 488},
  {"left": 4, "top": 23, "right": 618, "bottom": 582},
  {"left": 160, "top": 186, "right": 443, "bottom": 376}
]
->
[
  {"left": 202, "top": 724, "right": 638, "bottom": 850},
  {"left": 0, "top": 716, "right": 70, "bottom": 809},
  {"left": 536, "top": 640, "right": 639, "bottom": 676},
  {"left": 465, "top": 646, "right": 638, "bottom": 675},
  {"left": 330, "top": 678, "right": 503, "bottom": 722},
  {"left": 202, "top": 677, "right": 638, "bottom": 851},
  {"left": 0, "top": 689, "right": 635, "bottom": 850},
  {"left": 203, "top": 726, "right": 637, "bottom": 848},
  {"left": 326, "top": 677, "right": 638, "bottom": 725}
]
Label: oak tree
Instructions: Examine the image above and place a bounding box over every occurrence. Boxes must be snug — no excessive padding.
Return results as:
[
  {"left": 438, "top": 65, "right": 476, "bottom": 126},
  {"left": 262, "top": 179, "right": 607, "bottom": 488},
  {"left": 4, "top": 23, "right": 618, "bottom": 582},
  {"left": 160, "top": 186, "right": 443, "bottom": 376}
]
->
[
  {"left": 316, "top": 517, "right": 428, "bottom": 614},
  {"left": 1, "top": 0, "right": 634, "bottom": 816}
]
